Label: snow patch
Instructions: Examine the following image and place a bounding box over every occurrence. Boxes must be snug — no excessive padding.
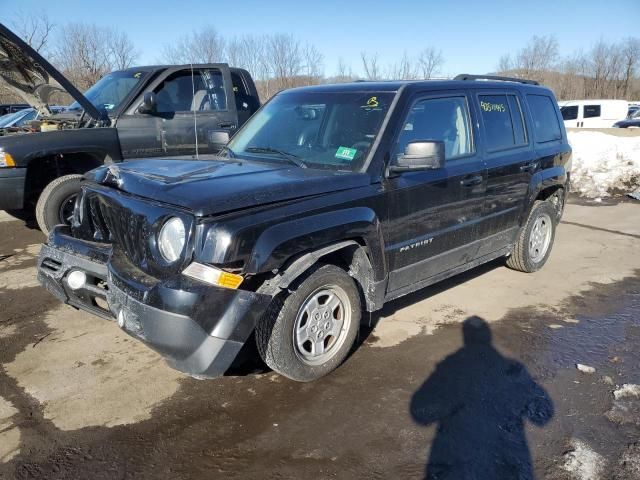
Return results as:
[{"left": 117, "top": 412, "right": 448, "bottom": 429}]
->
[
  {"left": 568, "top": 131, "right": 640, "bottom": 198},
  {"left": 562, "top": 439, "right": 606, "bottom": 480},
  {"left": 613, "top": 384, "right": 640, "bottom": 400}
]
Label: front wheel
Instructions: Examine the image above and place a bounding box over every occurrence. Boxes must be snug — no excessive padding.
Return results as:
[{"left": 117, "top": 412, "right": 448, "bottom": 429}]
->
[
  {"left": 35, "top": 174, "right": 83, "bottom": 236},
  {"left": 506, "top": 200, "right": 557, "bottom": 273},
  {"left": 255, "top": 264, "right": 361, "bottom": 382}
]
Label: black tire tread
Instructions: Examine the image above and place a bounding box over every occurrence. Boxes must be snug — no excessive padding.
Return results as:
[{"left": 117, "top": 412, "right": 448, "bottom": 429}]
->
[
  {"left": 255, "top": 263, "right": 361, "bottom": 382},
  {"left": 506, "top": 200, "right": 556, "bottom": 273},
  {"left": 35, "top": 174, "right": 83, "bottom": 235}
]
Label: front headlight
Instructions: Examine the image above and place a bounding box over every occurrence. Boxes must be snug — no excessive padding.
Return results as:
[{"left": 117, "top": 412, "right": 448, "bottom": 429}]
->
[
  {"left": 158, "top": 217, "right": 186, "bottom": 263},
  {"left": 0, "top": 151, "right": 15, "bottom": 167}
]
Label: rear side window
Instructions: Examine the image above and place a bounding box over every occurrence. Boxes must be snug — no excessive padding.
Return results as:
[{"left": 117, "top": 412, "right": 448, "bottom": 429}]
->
[
  {"left": 478, "top": 94, "right": 527, "bottom": 151},
  {"left": 231, "top": 71, "right": 260, "bottom": 113},
  {"left": 561, "top": 105, "right": 579, "bottom": 120},
  {"left": 527, "top": 95, "right": 562, "bottom": 143},
  {"left": 584, "top": 105, "right": 601, "bottom": 118}
]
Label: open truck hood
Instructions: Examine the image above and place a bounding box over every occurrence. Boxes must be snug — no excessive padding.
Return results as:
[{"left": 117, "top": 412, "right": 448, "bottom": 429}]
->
[{"left": 0, "top": 23, "right": 103, "bottom": 120}]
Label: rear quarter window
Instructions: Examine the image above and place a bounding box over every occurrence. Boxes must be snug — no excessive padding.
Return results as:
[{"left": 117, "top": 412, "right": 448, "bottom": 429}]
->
[{"left": 526, "top": 95, "right": 562, "bottom": 143}]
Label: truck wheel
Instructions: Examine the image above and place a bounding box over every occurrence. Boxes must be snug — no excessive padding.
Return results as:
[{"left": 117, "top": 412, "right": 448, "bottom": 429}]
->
[
  {"left": 256, "top": 264, "right": 361, "bottom": 382},
  {"left": 507, "top": 200, "right": 557, "bottom": 273},
  {"left": 35, "top": 174, "right": 83, "bottom": 236}
]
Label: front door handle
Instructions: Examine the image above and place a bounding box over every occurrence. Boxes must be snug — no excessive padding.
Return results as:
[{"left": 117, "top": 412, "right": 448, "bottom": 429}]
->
[
  {"left": 460, "top": 175, "right": 483, "bottom": 187},
  {"left": 218, "top": 122, "right": 236, "bottom": 129},
  {"left": 520, "top": 161, "right": 538, "bottom": 173}
]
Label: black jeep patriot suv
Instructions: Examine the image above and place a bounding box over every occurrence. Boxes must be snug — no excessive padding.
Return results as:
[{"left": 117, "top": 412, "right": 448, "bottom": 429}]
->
[{"left": 37, "top": 75, "right": 571, "bottom": 382}]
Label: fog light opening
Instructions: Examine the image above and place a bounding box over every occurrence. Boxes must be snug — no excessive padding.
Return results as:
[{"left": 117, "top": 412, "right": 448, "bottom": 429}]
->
[{"left": 66, "top": 270, "right": 87, "bottom": 290}]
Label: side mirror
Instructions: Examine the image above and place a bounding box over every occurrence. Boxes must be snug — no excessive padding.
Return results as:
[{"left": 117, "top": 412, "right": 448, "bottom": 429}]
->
[
  {"left": 389, "top": 140, "right": 445, "bottom": 173},
  {"left": 208, "top": 129, "right": 230, "bottom": 146},
  {"left": 138, "top": 92, "right": 157, "bottom": 114}
]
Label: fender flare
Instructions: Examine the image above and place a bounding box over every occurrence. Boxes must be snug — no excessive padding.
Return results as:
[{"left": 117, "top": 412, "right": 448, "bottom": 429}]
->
[{"left": 522, "top": 166, "right": 569, "bottom": 223}]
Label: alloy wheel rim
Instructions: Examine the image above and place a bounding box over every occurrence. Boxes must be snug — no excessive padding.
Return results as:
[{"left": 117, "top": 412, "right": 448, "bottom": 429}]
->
[
  {"left": 58, "top": 193, "right": 78, "bottom": 226},
  {"left": 293, "top": 285, "right": 352, "bottom": 366},
  {"left": 529, "top": 213, "right": 552, "bottom": 263}
]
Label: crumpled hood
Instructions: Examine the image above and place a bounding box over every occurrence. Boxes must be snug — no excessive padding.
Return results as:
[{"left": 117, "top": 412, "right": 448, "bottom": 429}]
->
[
  {"left": 0, "top": 23, "right": 102, "bottom": 120},
  {"left": 86, "top": 158, "right": 371, "bottom": 216}
]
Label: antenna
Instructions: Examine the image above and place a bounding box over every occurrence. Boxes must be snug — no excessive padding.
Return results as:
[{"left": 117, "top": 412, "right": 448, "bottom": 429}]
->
[{"left": 190, "top": 63, "right": 199, "bottom": 160}]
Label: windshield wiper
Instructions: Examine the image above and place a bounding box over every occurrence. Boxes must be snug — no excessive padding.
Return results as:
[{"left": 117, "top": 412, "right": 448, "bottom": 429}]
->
[{"left": 245, "top": 146, "right": 307, "bottom": 168}]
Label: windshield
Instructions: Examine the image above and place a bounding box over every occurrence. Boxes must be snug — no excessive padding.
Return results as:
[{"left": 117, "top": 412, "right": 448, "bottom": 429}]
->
[
  {"left": 226, "top": 91, "right": 395, "bottom": 171},
  {"left": 68, "top": 70, "right": 147, "bottom": 114}
]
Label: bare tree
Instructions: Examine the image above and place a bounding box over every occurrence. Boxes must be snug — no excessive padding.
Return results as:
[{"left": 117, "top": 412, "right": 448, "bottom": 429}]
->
[
  {"left": 302, "top": 44, "right": 324, "bottom": 84},
  {"left": 621, "top": 38, "right": 640, "bottom": 98},
  {"left": 515, "top": 35, "right": 559, "bottom": 80},
  {"left": 108, "top": 30, "right": 138, "bottom": 70},
  {"left": 10, "top": 11, "right": 55, "bottom": 54},
  {"left": 417, "top": 47, "right": 444, "bottom": 79},
  {"left": 267, "top": 34, "right": 303, "bottom": 91},
  {"left": 334, "top": 58, "right": 354, "bottom": 82},
  {"left": 54, "top": 23, "right": 139, "bottom": 90},
  {"left": 387, "top": 51, "right": 418, "bottom": 80},
  {"left": 361, "top": 51, "right": 380, "bottom": 80},
  {"left": 161, "top": 26, "right": 225, "bottom": 64},
  {"left": 496, "top": 54, "right": 513, "bottom": 74}
]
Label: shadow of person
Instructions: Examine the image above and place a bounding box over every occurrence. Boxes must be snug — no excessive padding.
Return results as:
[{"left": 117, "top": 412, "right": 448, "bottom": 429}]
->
[{"left": 410, "top": 316, "right": 553, "bottom": 480}]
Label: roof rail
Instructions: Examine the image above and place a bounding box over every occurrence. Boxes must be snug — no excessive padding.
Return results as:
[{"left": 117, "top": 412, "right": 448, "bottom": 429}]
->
[{"left": 454, "top": 74, "right": 539, "bottom": 86}]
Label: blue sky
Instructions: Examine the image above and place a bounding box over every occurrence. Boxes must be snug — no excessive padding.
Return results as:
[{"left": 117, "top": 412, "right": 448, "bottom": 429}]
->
[{"left": 3, "top": 0, "right": 639, "bottom": 76}]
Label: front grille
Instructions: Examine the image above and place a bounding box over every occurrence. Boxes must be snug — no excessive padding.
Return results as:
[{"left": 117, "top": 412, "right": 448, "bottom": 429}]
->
[{"left": 87, "top": 194, "right": 149, "bottom": 265}]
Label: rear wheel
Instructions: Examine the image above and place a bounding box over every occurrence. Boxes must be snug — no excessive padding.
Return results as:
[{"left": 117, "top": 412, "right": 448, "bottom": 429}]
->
[
  {"left": 255, "top": 264, "right": 361, "bottom": 382},
  {"left": 506, "top": 200, "right": 557, "bottom": 273},
  {"left": 35, "top": 174, "right": 83, "bottom": 236}
]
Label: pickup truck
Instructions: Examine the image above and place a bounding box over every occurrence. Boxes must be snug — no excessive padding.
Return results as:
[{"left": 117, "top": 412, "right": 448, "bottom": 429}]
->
[
  {"left": 0, "top": 23, "right": 259, "bottom": 233},
  {"left": 37, "top": 75, "right": 571, "bottom": 382}
]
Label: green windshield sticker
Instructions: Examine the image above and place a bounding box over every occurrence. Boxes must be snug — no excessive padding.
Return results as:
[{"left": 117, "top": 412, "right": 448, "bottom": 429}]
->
[{"left": 335, "top": 146, "right": 357, "bottom": 161}]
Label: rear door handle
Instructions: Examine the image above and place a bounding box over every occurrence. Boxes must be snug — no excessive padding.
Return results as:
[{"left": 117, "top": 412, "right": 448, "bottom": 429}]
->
[
  {"left": 520, "top": 162, "right": 537, "bottom": 173},
  {"left": 218, "top": 122, "right": 236, "bottom": 129},
  {"left": 460, "top": 175, "right": 483, "bottom": 187}
]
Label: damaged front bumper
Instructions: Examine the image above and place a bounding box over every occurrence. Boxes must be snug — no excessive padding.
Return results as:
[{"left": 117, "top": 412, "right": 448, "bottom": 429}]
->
[{"left": 37, "top": 226, "right": 272, "bottom": 378}]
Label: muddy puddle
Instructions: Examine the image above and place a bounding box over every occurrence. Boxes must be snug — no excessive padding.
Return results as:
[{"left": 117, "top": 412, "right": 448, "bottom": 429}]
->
[{"left": 0, "top": 272, "right": 637, "bottom": 479}]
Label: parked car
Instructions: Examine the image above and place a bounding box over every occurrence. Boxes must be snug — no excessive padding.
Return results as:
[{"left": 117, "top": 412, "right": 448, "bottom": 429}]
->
[
  {"left": 0, "top": 103, "right": 29, "bottom": 116},
  {"left": 0, "top": 23, "right": 260, "bottom": 233},
  {"left": 38, "top": 74, "right": 571, "bottom": 382},
  {"left": 627, "top": 105, "right": 640, "bottom": 118},
  {"left": 613, "top": 110, "right": 640, "bottom": 128},
  {"left": 560, "top": 99, "right": 628, "bottom": 128},
  {"left": 0, "top": 106, "right": 65, "bottom": 134}
]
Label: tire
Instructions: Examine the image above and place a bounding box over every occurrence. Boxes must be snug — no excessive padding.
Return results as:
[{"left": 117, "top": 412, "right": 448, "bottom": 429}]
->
[
  {"left": 255, "top": 263, "right": 361, "bottom": 382},
  {"left": 35, "top": 174, "right": 83, "bottom": 236},
  {"left": 506, "top": 200, "right": 557, "bottom": 273}
]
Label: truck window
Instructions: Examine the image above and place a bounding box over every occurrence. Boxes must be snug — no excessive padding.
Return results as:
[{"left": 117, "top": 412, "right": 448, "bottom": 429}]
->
[
  {"left": 561, "top": 105, "right": 579, "bottom": 120},
  {"left": 395, "top": 96, "right": 473, "bottom": 160},
  {"left": 231, "top": 71, "right": 259, "bottom": 113},
  {"left": 526, "top": 95, "right": 562, "bottom": 143},
  {"left": 154, "top": 69, "right": 227, "bottom": 113},
  {"left": 479, "top": 94, "right": 526, "bottom": 151},
  {"left": 583, "top": 105, "right": 601, "bottom": 118}
]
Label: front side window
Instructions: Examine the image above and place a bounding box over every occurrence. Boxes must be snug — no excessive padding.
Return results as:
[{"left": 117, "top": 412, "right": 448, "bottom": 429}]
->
[
  {"left": 227, "top": 91, "right": 394, "bottom": 171},
  {"left": 561, "top": 105, "right": 579, "bottom": 121},
  {"left": 527, "top": 95, "right": 562, "bottom": 143},
  {"left": 395, "top": 96, "right": 473, "bottom": 160},
  {"left": 69, "top": 71, "right": 148, "bottom": 114},
  {"left": 583, "top": 105, "right": 601, "bottom": 118},
  {"left": 154, "top": 69, "right": 227, "bottom": 113},
  {"left": 479, "top": 94, "right": 527, "bottom": 151}
]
